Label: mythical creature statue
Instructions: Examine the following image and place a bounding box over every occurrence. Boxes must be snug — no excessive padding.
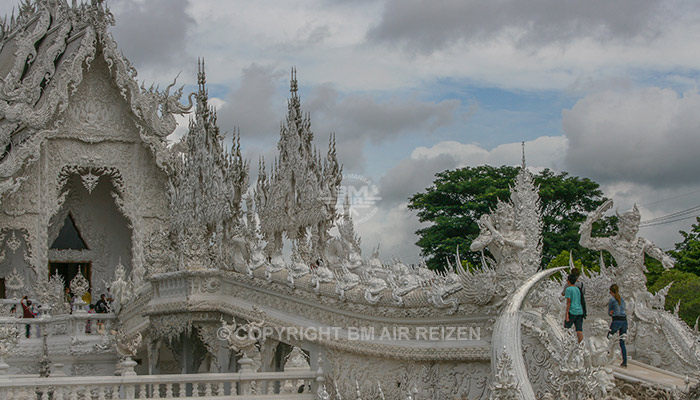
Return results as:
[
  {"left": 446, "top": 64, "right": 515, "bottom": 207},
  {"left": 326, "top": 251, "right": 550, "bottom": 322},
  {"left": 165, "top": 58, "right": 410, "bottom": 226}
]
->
[
  {"left": 586, "top": 318, "right": 618, "bottom": 368},
  {"left": 460, "top": 199, "right": 529, "bottom": 308},
  {"left": 389, "top": 272, "right": 422, "bottom": 306},
  {"left": 310, "top": 261, "right": 335, "bottom": 294},
  {"left": 362, "top": 267, "right": 388, "bottom": 305},
  {"left": 470, "top": 202, "right": 526, "bottom": 277},
  {"left": 579, "top": 199, "right": 674, "bottom": 299},
  {"left": 246, "top": 234, "right": 268, "bottom": 277},
  {"left": 115, "top": 331, "right": 143, "bottom": 359},
  {"left": 579, "top": 204, "right": 700, "bottom": 378},
  {"left": 220, "top": 317, "right": 265, "bottom": 372},
  {"left": 336, "top": 195, "right": 363, "bottom": 269},
  {"left": 426, "top": 270, "right": 462, "bottom": 314},
  {"left": 334, "top": 266, "right": 360, "bottom": 300},
  {"left": 287, "top": 243, "right": 311, "bottom": 288},
  {"left": 110, "top": 261, "right": 134, "bottom": 314},
  {"left": 386, "top": 260, "right": 425, "bottom": 306},
  {"left": 265, "top": 255, "right": 287, "bottom": 281}
]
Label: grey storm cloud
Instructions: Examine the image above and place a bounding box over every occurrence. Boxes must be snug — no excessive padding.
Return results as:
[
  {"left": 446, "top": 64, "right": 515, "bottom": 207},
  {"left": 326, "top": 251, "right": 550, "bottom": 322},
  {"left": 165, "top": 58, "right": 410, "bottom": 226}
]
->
[
  {"left": 563, "top": 87, "right": 700, "bottom": 187},
  {"left": 110, "top": 0, "right": 195, "bottom": 68},
  {"left": 306, "top": 84, "right": 461, "bottom": 171},
  {"left": 216, "top": 64, "right": 286, "bottom": 140},
  {"left": 215, "top": 70, "right": 461, "bottom": 172},
  {"left": 367, "top": 0, "right": 671, "bottom": 53},
  {"left": 377, "top": 154, "right": 459, "bottom": 209}
]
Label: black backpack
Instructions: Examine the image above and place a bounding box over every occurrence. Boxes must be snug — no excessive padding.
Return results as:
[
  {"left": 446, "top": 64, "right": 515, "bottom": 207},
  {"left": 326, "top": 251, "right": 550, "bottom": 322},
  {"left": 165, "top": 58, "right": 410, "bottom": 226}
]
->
[{"left": 578, "top": 283, "right": 587, "bottom": 319}]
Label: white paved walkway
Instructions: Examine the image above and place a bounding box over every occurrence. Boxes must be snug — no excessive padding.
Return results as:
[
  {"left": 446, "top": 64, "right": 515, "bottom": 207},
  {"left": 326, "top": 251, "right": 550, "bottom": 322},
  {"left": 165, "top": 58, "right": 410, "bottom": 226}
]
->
[{"left": 611, "top": 359, "right": 698, "bottom": 391}]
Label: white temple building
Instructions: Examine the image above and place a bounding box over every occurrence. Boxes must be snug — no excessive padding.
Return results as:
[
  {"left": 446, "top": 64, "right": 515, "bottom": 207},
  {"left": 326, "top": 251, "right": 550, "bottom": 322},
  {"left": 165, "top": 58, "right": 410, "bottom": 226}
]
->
[{"left": 0, "top": 1, "right": 698, "bottom": 399}]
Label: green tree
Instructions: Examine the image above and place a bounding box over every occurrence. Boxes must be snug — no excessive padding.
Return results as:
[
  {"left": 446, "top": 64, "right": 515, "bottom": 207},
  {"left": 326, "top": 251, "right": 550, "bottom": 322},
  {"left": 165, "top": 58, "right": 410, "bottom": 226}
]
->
[
  {"left": 408, "top": 165, "right": 612, "bottom": 271},
  {"left": 669, "top": 217, "right": 700, "bottom": 276},
  {"left": 648, "top": 269, "right": 700, "bottom": 327},
  {"left": 544, "top": 250, "right": 584, "bottom": 280},
  {"left": 644, "top": 257, "right": 665, "bottom": 288}
]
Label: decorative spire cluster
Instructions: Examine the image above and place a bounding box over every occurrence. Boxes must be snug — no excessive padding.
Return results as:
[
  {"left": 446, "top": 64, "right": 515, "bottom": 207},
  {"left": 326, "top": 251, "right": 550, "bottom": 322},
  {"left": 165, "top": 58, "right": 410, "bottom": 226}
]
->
[
  {"left": 512, "top": 143, "right": 543, "bottom": 275},
  {"left": 255, "top": 69, "right": 342, "bottom": 264},
  {"left": 168, "top": 60, "right": 249, "bottom": 269}
]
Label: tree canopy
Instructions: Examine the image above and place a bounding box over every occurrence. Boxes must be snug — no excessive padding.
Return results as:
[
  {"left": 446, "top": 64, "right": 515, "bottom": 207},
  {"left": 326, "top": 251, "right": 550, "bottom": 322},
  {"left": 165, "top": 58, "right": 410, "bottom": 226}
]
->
[
  {"left": 669, "top": 216, "right": 700, "bottom": 276},
  {"left": 648, "top": 269, "right": 700, "bottom": 327},
  {"left": 644, "top": 217, "right": 700, "bottom": 326},
  {"left": 408, "top": 165, "right": 612, "bottom": 271}
]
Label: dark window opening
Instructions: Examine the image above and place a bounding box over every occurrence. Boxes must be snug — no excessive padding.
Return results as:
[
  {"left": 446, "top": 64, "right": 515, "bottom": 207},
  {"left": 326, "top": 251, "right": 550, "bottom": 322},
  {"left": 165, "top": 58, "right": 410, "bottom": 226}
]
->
[{"left": 51, "top": 214, "right": 89, "bottom": 250}]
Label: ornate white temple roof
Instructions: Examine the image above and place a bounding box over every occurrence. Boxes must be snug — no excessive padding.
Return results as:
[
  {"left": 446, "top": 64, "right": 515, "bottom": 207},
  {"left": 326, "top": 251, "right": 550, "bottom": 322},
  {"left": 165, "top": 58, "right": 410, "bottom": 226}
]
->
[{"left": 0, "top": 0, "right": 190, "bottom": 161}]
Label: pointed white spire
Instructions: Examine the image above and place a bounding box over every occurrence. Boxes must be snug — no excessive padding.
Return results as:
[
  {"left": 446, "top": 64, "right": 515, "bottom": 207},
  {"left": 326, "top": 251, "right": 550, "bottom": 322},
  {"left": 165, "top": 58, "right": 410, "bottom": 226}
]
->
[
  {"left": 290, "top": 66, "right": 298, "bottom": 94},
  {"left": 568, "top": 250, "right": 575, "bottom": 270}
]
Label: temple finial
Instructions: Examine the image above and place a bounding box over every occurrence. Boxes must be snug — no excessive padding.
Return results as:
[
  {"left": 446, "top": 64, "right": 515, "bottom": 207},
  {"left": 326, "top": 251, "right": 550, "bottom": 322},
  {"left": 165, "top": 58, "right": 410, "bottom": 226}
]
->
[
  {"left": 197, "top": 58, "right": 206, "bottom": 90},
  {"left": 290, "top": 67, "right": 298, "bottom": 95},
  {"left": 521, "top": 141, "right": 526, "bottom": 169}
]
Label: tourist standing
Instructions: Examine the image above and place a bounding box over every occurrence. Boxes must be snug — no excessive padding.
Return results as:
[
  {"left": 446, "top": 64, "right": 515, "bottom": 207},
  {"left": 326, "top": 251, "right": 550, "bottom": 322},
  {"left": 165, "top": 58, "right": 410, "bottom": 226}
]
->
[
  {"left": 95, "top": 294, "right": 109, "bottom": 333},
  {"left": 564, "top": 274, "right": 584, "bottom": 343},
  {"left": 82, "top": 290, "right": 91, "bottom": 311},
  {"left": 20, "top": 295, "right": 35, "bottom": 338},
  {"left": 64, "top": 287, "right": 75, "bottom": 314},
  {"left": 564, "top": 267, "right": 587, "bottom": 320},
  {"left": 608, "top": 284, "right": 628, "bottom": 367},
  {"left": 86, "top": 304, "right": 95, "bottom": 334},
  {"left": 64, "top": 287, "right": 72, "bottom": 303}
]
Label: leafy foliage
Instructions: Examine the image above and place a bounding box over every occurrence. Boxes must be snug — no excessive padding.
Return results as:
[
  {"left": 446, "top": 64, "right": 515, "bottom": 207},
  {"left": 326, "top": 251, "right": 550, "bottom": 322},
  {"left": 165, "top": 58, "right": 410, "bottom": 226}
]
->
[
  {"left": 669, "top": 217, "right": 700, "bottom": 276},
  {"left": 544, "top": 250, "right": 584, "bottom": 281},
  {"left": 648, "top": 269, "right": 700, "bottom": 327},
  {"left": 644, "top": 257, "right": 664, "bottom": 288},
  {"left": 642, "top": 217, "right": 700, "bottom": 326},
  {"left": 408, "top": 165, "right": 612, "bottom": 271}
]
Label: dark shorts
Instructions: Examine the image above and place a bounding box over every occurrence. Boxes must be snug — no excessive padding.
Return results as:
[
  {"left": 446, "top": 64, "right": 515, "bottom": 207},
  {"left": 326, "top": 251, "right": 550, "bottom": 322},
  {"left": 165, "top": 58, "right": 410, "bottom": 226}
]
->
[{"left": 565, "top": 313, "right": 583, "bottom": 331}]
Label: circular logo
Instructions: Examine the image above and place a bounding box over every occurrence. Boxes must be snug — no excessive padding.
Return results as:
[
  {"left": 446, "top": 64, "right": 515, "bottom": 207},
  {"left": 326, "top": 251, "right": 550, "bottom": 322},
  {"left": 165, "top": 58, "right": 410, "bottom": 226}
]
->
[
  {"left": 217, "top": 323, "right": 236, "bottom": 341},
  {"left": 337, "top": 174, "right": 381, "bottom": 225}
]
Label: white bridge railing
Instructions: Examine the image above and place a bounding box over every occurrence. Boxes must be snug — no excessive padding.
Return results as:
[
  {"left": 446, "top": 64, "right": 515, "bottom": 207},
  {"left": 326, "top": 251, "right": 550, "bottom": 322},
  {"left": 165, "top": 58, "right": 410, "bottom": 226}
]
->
[
  {"left": 0, "top": 370, "right": 320, "bottom": 399},
  {"left": 0, "top": 313, "right": 118, "bottom": 341}
]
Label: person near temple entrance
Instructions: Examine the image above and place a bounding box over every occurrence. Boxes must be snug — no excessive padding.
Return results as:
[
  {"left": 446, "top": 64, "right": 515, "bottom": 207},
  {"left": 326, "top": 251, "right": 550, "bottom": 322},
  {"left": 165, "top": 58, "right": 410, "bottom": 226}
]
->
[
  {"left": 105, "top": 287, "right": 114, "bottom": 304},
  {"left": 86, "top": 304, "right": 95, "bottom": 334},
  {"left": 82, "top": 290, "right": 92, "bottom": 311},
  {"left": 95, "top": 293, "right": 109, "bottom": 332},
  {"left": 564, "top": 274, "right": 584, "bottom": 343},
  {"left": 20, "top": 295, "right": 35, "bottom": 338},
  {"left": 95, "top": 294, "right": 109, "bottom": 313},
  {"left": 64, "top": 287, "right": 75, "bottom": 314}
]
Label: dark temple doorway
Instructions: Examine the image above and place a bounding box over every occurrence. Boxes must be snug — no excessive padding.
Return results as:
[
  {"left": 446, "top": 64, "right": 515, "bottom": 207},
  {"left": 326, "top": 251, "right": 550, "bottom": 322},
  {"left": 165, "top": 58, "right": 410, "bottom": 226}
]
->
[{"left": 49, "top": 262, "right": 91, "bottom": 293}]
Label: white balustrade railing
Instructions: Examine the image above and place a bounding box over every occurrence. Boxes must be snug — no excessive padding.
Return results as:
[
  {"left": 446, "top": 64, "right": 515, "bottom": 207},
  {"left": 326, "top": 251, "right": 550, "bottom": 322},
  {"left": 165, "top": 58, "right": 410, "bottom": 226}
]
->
[
  {"left": 153, "top": 274, "right": 190, "bottom": 299},
  {"left": 0, "top": 313, "right": 118, "bottom": 339},
  {"left": 0, "top": 370, "right": 319, "bottom": 399}
]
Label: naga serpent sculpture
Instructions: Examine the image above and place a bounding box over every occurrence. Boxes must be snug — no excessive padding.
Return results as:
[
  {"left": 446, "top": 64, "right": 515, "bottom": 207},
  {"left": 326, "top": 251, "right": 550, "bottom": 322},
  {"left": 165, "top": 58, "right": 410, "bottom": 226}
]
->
[{"left": 491, "top": 266, "right": 567, "bottom": 400}]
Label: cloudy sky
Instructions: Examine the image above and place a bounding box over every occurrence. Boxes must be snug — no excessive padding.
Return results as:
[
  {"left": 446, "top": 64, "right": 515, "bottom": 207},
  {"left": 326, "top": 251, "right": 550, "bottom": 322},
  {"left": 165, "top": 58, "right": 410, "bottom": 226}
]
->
[{"left": 4, "top": 0, "right": 700, "bottom": 263}]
